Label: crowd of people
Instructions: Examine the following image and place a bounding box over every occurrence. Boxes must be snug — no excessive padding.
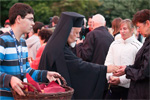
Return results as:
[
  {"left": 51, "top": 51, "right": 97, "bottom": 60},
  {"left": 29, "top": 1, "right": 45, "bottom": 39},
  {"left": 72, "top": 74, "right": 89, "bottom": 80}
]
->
[{"left": 0, "top": 3, "right": 149, "bottom": 100}]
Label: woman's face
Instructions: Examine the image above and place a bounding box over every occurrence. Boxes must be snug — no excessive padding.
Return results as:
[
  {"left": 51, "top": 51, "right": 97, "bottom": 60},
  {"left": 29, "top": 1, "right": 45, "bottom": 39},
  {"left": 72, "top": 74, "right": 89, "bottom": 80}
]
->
[
  {"left": 136, "top": 20, "right": 150, "bottom": 37},
  {"left": 120, "top": 23, "right": 133, "bottom": 40}
]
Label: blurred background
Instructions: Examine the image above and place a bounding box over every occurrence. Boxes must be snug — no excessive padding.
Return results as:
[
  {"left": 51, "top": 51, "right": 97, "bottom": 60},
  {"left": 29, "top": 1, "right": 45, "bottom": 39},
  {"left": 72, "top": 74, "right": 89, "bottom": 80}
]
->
[{"left": 0, "top": 0, "right": 150, "bottom": 27}]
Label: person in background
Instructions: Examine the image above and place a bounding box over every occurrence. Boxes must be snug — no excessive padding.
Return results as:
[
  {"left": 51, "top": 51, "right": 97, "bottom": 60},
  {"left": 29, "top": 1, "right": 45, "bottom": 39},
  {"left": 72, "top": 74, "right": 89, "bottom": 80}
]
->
[
  {"left": 135, "top": 28, "right": 145, "bottom": 43},
  {"left": 75, "top": 14, "right": 114, "bottom": 98},
  {"left": 79, "top": 18, "right": 87, "bottom": 40},
  {"left": 105, "top": 19, "right": 142, "bottom": 100},
  {"left": 26, "top": 21, "right": 44, "bottom": 60},
  {"left": 30, "top": 29, "right": 52, "bottom": 69},
  {"left": 51, "top": 16, "right": 59, "bottom": 27},
  {"left": 24, "top": 33, "right": 29, "bottom": 40},
  {"left": 0, "top": 27, "right": 10, "bottom": 34},
  {"left": 4, "top": 19, "right": 11, "bottom": 28},
  {"left": 81, "top": 16, "right": 94, "bottom": 38},
  {"left": 79, "top": 16, "right": 93, "bottom": 41},
  {"left": 48, "top": 17, "right": 53, "bottom": 28},
  {"left": 87, "top": 16, "right": 94, "bottom": 31},
  {"left": 0, "top": 19, "right": 11, "bottom": 34},
  {"left": 114, "top": 9, "right": 150, "bottom": 99},
  {"left": 76, "top": 14, "right": 113, "bottom": 65},
  {"left": 111, "top": 17, "right": 122, "bottom": 40},
  {"left": 0, "top": 3, "right": 61, "bottom": 100},
  {"left": 23, "top": 29, "right": 33, "bottom": 40},
  {"left": 49, "top": 16, "right": 59, "bottom": 32},
  {"left": 28, "top": 29, "right": 34, "bottom": 38}
]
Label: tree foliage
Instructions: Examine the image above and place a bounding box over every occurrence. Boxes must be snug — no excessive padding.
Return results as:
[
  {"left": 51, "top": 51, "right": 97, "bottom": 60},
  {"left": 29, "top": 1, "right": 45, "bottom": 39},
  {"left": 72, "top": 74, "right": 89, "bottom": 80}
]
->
[
  {"left": 98, "top": 0, "right": 150, "bottom": 26},
  {"left": 0, "top": 0, "right": 18, "bottom": 26},
  {"left": 22, "top": 1, "right": 54, "bottom": 24},
  {"left": 0, "top": 0, "right": 150, "bottom": 27}
]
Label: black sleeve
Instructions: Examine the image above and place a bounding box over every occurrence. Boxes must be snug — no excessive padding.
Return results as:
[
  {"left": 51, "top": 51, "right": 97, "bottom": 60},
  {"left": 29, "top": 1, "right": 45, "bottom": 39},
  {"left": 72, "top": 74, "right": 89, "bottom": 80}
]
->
[
  {"left": 144, "top": 59, "right": 150, "bottom": 78},
  {"left": 76, "top": 32, "right": 94, "bottom": 61},
  {"left": 125, "top": 48, "right": 150, "bottom": 81}
]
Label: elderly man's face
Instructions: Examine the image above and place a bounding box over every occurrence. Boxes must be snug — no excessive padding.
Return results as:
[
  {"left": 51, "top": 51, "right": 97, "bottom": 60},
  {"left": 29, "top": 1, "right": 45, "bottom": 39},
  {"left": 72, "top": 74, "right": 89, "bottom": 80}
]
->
[{"left": 68, "top": 27, "right": 81, "bottom": 47}]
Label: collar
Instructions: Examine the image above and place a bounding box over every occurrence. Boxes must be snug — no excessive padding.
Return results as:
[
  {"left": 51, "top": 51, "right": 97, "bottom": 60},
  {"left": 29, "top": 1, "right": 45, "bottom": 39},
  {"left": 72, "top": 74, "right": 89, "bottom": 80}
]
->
[
  {"left": 94, "top": 26, "right": 107, "bottom": 31},
  {"left": 120, "top": 35, "right": 135, "bottom": 44}
]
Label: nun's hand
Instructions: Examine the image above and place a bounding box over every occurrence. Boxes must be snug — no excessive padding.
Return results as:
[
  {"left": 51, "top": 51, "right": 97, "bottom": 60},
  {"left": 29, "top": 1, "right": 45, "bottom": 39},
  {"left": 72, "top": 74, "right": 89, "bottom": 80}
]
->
[
  {"left": 113, "top": 65, "right": 126, "bottom": 76},
  {"left": 76, "top": 39, "right": 83, "bottom": 44},
  {"left": 47, "top": 71, "right": 61, "bottom": 85}
]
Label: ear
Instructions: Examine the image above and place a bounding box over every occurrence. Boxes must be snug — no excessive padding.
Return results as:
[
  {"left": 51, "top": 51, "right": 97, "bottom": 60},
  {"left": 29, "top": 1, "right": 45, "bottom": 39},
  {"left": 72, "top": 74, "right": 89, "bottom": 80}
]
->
[
  {"left": 104, "top": 21, "right": 106, "bottom": 26},
  {"left": 16, "top": 15, "right": 22, "bottom": 24},
  {"left": 145, "top": 20, "right": 150, "bottom": 27},
  {"left": 92, "top": 21, "right": 95, "bottom": 27},
  {"left": 37, "top": 29, "right": 41, "bottom": 33}
]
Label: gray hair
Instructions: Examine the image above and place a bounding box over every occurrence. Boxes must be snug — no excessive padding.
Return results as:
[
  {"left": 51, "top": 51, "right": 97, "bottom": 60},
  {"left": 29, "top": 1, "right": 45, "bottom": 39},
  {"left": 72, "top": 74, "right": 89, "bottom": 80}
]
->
[{"left": 92, "top": 14, "right": 106, "bottom": 26}]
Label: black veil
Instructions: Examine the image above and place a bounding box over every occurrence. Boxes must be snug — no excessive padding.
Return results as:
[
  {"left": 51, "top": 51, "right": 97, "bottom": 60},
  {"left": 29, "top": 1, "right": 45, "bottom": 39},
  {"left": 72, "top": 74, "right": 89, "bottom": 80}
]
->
[{"left": 38, "top": 12, "right": 84, "bottom": 86}]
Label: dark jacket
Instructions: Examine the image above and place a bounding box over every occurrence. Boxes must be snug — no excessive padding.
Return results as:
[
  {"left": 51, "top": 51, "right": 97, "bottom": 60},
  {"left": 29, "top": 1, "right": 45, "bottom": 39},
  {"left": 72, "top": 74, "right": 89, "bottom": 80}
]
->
[
  {"left": 76, "top": 26, "right": 114, "bottom": 65},
  {"left": 125, "top": 36, "right": 150, "bottom": 99}
]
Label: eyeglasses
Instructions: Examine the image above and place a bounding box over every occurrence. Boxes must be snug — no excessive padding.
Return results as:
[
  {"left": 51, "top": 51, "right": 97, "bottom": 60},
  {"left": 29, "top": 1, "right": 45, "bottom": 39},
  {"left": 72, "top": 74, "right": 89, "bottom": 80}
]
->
[
  {"left": 136, "top": 26, "right": 142, "bottom": 30},
  {"left": 24, "top": 17, "right": 34, "bottom": 22},
  {"left": 136, "top": 21, "right": 146, "bottom": 29}
]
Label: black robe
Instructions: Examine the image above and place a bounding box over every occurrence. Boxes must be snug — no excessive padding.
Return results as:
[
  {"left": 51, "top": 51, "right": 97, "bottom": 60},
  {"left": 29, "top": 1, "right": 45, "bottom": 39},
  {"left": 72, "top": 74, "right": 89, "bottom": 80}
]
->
[
  {"left": 76, "top": 26, "right": 114, "bottom": 65},
  {"left": 65, "top": 45, "right": 107, "bottom": 99},
  {"left": 125, "top": 36, "right": 150, "bottom": 99},
  {"left": 38, "top": 12, "right": 107, "bottom": 99}
]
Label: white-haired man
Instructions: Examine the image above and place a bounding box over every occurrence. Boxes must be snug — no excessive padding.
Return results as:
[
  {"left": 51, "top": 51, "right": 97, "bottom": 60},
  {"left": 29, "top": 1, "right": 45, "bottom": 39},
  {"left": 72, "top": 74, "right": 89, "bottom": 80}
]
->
[
  {"left": 76, "top": 14, "right": 113, "bottom": 65},
  {"left": 75, "top": 14, "right": 114, "bottom": 98}
]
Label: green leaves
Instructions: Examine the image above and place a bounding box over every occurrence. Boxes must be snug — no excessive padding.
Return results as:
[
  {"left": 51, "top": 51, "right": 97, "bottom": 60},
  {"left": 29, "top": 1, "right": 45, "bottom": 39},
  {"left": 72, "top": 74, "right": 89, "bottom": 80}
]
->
[{"left": 1, "top": 0, "right": 150, "bottom": 27}]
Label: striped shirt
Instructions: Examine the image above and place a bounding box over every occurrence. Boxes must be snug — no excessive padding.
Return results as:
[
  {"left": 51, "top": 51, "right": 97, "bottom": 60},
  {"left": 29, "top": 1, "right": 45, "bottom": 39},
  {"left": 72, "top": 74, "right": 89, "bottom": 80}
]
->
[{"left": 0, "top": 32, "right": 48, "bottom": 100}]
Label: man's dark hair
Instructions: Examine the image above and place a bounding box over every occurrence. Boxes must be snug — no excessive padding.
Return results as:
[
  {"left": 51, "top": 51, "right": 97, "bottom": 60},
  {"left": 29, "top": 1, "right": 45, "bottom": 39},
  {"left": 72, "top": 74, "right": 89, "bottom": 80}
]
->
[
  {"left": 38, "top": 29, "right": 52, "bottom": 43},
  {"left": 33, "top": 21, "right": 44, "bottom": 33},
  {"left": 132, "top": 9, "right": 150, "bottom": 25},
  {"left": 52, "top": 16, "right": 59, "bottom": 24},
  {"left": 9, "top": 3, "right": 34, "bottom": 25}
]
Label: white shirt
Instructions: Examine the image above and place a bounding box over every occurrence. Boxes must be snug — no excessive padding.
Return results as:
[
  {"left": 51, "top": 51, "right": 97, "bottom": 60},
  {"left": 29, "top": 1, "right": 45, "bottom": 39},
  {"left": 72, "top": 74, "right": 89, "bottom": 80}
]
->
[{"left": 105, "top": 35, "right": 142, "bottom": 88}]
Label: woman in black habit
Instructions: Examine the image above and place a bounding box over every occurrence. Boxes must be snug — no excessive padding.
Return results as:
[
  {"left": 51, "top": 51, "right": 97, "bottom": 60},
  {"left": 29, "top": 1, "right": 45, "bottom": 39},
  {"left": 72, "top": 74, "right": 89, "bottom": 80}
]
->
[{"left": 38, "top": 12, "right": 118, "bottom": 99}]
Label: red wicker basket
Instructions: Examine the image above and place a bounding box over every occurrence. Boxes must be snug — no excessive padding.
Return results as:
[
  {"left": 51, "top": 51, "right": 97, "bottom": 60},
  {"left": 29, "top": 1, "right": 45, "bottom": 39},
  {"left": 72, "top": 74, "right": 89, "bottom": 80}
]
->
[{"left": 11, "top": 76, "right": 74, "bottom": 100}]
